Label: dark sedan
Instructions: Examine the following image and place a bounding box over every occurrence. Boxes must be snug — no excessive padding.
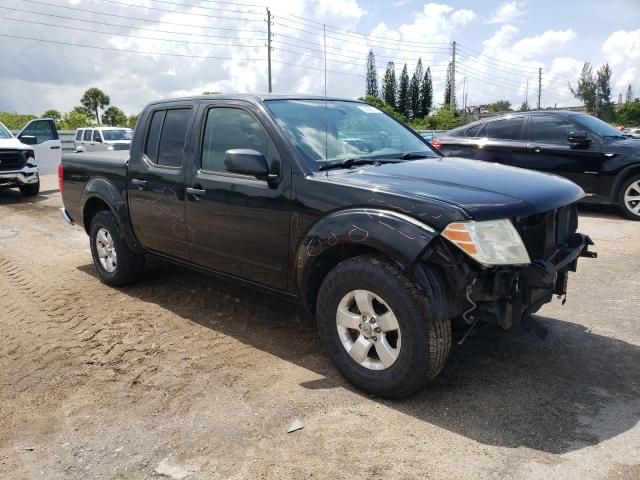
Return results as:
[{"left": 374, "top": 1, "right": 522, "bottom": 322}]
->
[{"left": 433, "top": 111, "right": 640, "bottom": 220}]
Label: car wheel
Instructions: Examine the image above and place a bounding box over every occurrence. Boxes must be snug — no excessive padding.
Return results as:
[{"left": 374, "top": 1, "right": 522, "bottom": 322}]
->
[
  {"left": 19, "top": 180, "right": 40, "bottom": 197},
  {"left": 316, "top": 255, "right": 451, "bottom": 399},
  {"left": 89, "top": 210, "right": 145, "bottom": 286},
  {"left": 619, "top": 175, "right": 640, "bottom": 220}
]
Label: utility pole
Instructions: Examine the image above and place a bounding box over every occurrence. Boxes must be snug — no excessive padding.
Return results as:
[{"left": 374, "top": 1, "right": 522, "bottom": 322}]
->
[
  {"left": 323, "top": 24, "right": 327, "bottom": 96},
  {"left": 266, "top": 7, "right": 272, "bottom": 93},
  {"left": 537, "top": 67, "right": 542, "bottom": 110},
  {"left": 450, "top": 40, "right": 456, "bottom": 112}
]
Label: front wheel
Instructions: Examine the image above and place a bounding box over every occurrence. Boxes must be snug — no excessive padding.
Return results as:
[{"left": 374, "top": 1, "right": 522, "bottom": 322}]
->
[
  {"left": 316, "top": 255, "right": 451, "bottom": 399},
  {"left": 19, "top": 180, "right": 40, "bottom": 197},
  {"left": 619, "top": 175, "right": 640, "bottom": 220},
  {"left": 89, "top": 210, "right": 145, "bottom": 286}
]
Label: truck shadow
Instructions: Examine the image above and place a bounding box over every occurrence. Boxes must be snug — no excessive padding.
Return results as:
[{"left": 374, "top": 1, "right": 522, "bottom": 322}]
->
[
  {"left": 0, "top": 188, "right": 57, "bottom": 204},
  {"left": 78, "top": 257, "right": 640, "bottom": 455}
]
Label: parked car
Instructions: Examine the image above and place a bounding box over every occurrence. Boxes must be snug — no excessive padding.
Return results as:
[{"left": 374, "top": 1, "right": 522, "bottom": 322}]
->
[
  {"left": 74, "top": 127, "right": 133, "bottom": 152},
  {"left": 626, "top": 127, "right": 640, "bottom": 138},
  {"left": 0, "top": 120, "right": 43, "bottom": 196},
  {"left": 59, "top": 95, "right": 594, "bottom": 398},
  {"left": 433, "top": 111, "right": 640, "bottom": 220}
]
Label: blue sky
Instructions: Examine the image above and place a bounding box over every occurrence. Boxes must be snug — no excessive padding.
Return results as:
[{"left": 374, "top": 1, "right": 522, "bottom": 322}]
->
[{"left": 0, "top": 0, "right": 638, "bottom": 114}]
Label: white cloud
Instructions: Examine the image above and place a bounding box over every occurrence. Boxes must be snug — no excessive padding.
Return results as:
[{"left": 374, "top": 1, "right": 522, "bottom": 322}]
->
[
  {"left": 489, "top": 2, "right": 527, "bottom": 23},
  {"left": 392, "top": 0, "right": 414, "bottom": 6},
  {"left": 512, "top": 29, "right": 576, "bottom": 58},
  {"left": 602, "top": 29, "right": 640, "bottom": 94}
]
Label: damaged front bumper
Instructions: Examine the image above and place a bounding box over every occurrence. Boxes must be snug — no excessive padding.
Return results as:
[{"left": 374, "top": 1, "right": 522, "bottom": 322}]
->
[{"left": 0, "top": 165, "right": 39, "bottom": 187}]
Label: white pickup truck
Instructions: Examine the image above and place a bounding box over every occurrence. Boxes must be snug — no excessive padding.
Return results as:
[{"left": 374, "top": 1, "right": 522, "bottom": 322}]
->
[{"left": 0, "top": 118, "right": 62, "bottom": 196}]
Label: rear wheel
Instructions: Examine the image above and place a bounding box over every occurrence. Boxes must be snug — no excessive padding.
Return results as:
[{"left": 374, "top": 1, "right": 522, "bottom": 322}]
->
[
  {"left": 89, "top": 210, "right": 144, "bottom": 286},
  {"left": 619, "top": 175, "right": 640, "bottom": 220},
  {"left": 19, "top": 180, "right": 39, "bottom": 197},
  {"left": 316, "top": 255, "right": 451, "bottom": 399}
]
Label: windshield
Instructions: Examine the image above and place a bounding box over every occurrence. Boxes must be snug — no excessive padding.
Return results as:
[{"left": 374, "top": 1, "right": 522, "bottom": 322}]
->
[
  {"left": 572, "top": 114, "right": 624, "bottom": 138},
  {"left": 101, "top": 129, "right": 132, "bottom": 141},
  {"left": 265, "top": 100, "right": 437, "bottom": 169},
  {"left": 0, "top": 122, "right": 13, "bottom": 140}
]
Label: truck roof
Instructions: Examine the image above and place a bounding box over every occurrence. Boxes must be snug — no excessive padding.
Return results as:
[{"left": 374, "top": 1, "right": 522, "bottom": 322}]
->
[{"left": 145, "top": 94, "right": 365, "bottom": 107}]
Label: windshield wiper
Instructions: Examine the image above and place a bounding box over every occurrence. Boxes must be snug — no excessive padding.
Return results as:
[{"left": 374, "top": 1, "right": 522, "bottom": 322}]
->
[
  {"left": 398, "top": 151, "right": 433, "bottom": 160},
  {"left": 318, "top": 158, "right": 400, "bottom": 171}
]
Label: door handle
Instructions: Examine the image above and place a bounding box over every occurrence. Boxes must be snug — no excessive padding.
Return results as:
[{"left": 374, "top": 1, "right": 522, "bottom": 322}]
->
[
  {"left": 131, "top": 178, "right": 147, "bottom": 190},
  {"left": 186, "top": 187, "right": 206, "bottom": 200},
  {"left": 50, "top": 145, "right": 61, "bottom": 150}
]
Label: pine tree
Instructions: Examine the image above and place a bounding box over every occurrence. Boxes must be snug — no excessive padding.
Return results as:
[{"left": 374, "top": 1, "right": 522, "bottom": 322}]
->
[
  {"left": 443, "top": 62, "right": 452, "bottom": 107},
  {"left": 398, "top": 63, "right": 410, "bottom": 117},
  {"left": 408, "top": 59, "right": 423, "bottom": 119},
  {"left": 365, "top": 50, "right": 378, "bottom": 97},
  {"left": 569, "top": 62, "right": 597, "bottom": 115},
  {"left": 596, "top": 63, "right": 614, "bottom": 121},
  {"left": 419, "top": 67, "right": 433, "bottom": 117},
  {"left": 626, "top": 84, "right": 634, "bottom": 103},
  {"left": 381, "top": 62, "right": 397, "bottom": 109}
]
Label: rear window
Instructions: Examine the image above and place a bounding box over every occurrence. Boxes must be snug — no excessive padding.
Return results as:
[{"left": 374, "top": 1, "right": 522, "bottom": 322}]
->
[
  {"left": 144, "top": 108, "right": 192, "bottom": 167},
  {"left": 466, "top": 123, "right": 484, "bottom": 137},
  {"left": 83, "top": 130, "right": 92, "bottom": 141},
  {"left": 483, "top": 117, "right": 525, "bottom": 140}
]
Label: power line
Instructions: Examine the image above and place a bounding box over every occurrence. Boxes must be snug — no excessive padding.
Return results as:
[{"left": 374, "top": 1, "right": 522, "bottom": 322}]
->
[
  {"left": 457, "top": 43, "right": 539, "bottom": 72},
  {"left": 86, "top": 0, "right": 264, "bottom": 19}
]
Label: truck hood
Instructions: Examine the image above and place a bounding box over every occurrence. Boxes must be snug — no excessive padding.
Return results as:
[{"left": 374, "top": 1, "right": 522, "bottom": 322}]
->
[
  {"left": 0, "top": 138, "right": 30, "bottom": 150},
  {"left": 328, "top": 157, "right": 585, "bottom": 220}
]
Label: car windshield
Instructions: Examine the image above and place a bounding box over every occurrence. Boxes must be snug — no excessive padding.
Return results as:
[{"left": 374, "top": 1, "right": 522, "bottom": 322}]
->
[
  {"left": 0, "top": 122, "right": 13, "bottom": 139},
  {"left": 572, "top": 114, "right": 624, "bottom": 138},
  {"left": 101, "top": 129, "right": 132, "bottom": 141},
  {"left": 265, "top": 100, "right": 437, "bottom": 169}
]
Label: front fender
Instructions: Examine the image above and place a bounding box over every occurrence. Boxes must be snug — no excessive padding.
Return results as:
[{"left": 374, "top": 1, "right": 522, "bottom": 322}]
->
[
  {"left": 81, "top": 177, "right": 143, "bottom": 253},
  {"left": 295, "top": 208, "right": 439, "bottom": 294}
]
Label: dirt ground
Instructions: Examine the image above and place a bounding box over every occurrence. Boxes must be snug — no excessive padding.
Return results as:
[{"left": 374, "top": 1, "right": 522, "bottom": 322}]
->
[{"left": 1, "top": 174, "right": 639, "bottom": 480}]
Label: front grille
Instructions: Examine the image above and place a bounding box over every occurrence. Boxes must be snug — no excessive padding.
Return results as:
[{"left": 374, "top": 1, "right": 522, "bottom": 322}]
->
[
  {"left": 0, "top": 150, "right": 26, "bottom": 171},
  {"left": 515, "top": 204, "right": 578, "bottom": 260}
]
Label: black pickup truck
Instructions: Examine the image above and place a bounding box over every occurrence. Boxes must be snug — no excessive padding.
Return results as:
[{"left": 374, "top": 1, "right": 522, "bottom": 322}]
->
[{"left": 59, "top": 95, "right": 595, "bottom": 398}]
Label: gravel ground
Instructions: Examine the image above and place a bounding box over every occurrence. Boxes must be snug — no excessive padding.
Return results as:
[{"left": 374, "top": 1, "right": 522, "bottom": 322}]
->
[{"left": 1, "top": 175, "right": 639, "bottom": 480}]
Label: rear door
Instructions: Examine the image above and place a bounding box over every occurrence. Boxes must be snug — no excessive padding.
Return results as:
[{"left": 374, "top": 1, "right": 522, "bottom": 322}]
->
[
  {"left": 127, "top": 105, "right": 194, "bottom": 259},
  {"left": 92, "top": 129, "right": 105, "bottom": 151},
  {"left": 471, "top": 116, "right": 529, "bottom": 165},
  {"left": 526, "top": 115, "right": 605, "bottom": 193},
  {"left": 18, "top": 119, "right": 62, "bottom": 166},
  {"left": 184, "top": 101, "right": 291, "bottom": 289}
]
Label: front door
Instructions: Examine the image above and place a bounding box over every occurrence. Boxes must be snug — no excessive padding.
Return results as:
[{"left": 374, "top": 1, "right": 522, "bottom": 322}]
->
[
  {"left": 127, "top": 106, "right": 194, "bottom": 259},
  {"left": 526, "top": 115, "right": 606, "bottom": 194},
  {"left": 18, "top": 119, "right": 62, "bottom": 167},
  {"left": 185, "top": 102, "right": 291, "bottom": 290}
]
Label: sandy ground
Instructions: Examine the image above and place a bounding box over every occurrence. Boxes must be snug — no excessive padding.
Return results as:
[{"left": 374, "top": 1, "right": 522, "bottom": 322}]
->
[{"left": 1, "top": 175, "right": 639, "bottom": 480}]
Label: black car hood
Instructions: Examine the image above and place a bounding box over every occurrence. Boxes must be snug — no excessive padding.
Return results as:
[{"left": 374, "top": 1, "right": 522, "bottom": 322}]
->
[{"left": 328, "top": 157, "right": 585, "bottom": 220}]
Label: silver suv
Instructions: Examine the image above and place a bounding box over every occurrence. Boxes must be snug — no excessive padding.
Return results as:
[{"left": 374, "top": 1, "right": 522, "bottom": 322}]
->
[{"left": 74, "top": 127, "right": 133, "bottom": 152}]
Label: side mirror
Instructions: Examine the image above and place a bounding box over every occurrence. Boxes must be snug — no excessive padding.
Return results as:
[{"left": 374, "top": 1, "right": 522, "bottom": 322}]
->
[
  {"left": 19, "top": 135, "right": 38, "bottom": 145},
  {"left": 568, "top": 131, "right": 591, "bottom": 148},
  {"left": 224, "top": 149, "right": 276, "bottom": 181}
]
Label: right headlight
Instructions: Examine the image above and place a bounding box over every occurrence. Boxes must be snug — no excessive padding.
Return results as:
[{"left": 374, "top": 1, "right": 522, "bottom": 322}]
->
[{"left": 442, "top": 219, "right": 531, "bottom": 266}]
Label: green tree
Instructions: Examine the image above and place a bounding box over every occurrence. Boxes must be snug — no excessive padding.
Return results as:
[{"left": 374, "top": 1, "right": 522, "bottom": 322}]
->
[
  {"left": 381, "top": 62, "right": 397, "bottom": 109},
  {"left": 488, "top": 100, "right": 512, "bottom": 112},
  {"left": 80, "top": 87, "right": 110, "bottom": 125},
  {"left": 419, "top": 67, "right": 433, "bottom": 118},
  {"left": 59, "top": 110, "right": 92, "bottom": 130},
  {"left": 0, "top": 112, "right": 36, "bottom": 130},
  {"left": 202, "top": 91, "right": 221, "bottom": 95},
  {"left": 519, "top": 101, "right": 531, "bottom": 112},
  {"left": 42, "top": 109, "right": 62, "bottom": 125},
  {"left": 397, "top": 63, "right": 410, "bottom": 118},
  {"left": 616, "top": 99, "right": 640, "bottom": 125},
  {"left": 596, "top": 63, "right": 614, "bottom": 121},
  {"left": 570, "top": 62, "right": 597, "bottom": 115},
  {"left": 365, "top": 50, "right": 379, "bottom": 97},
  {"left": 443, "top": 62, "right": 454, "bottom": 109},
  {"left": 424, "top": 106, "right": 465, "bottom": 130},
  {"left": 127, "top": 114, "right": 139, "bottom": 130},
  {"left": 409, "top": 58, "right": 423, "bottom": 119},
  {"left": 626, "top": 84, "right": 634, "bottom": 103},
  {"left": 101, "top": 106, "right": 127, "bottom": 127},
  {"left": 358, "top": 96, "right": 406, "bottom": 123}
]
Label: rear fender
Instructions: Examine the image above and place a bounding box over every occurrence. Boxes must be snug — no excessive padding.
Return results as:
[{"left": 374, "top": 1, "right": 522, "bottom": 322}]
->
[
  {"left": 295, "top": 208, "right": 438, "bottom": 294},
  {"left": 81, "top": 177, "right": 144, "bottom": 253}
]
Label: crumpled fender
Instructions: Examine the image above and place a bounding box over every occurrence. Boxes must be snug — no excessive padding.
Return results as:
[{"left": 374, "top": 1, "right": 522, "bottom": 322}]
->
[
  {"left": 294, "top": 207, "right": 439, "bottom": 294},
  {"left": 81, "top": 177, "right": 142, "bottom": 252}
]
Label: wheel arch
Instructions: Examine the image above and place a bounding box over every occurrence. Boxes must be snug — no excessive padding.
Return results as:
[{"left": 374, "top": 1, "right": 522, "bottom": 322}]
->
[
  {"left": 611, "top": 164, "right": 640, "bottom": 200},
  {"left": 294, "top": 208, "right": 439, "bottom": 312}
]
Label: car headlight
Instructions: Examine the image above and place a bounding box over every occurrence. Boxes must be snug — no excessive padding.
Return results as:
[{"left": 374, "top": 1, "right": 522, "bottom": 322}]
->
[{"left": 442, "top": 219, "right": 531, "bottom": 266}]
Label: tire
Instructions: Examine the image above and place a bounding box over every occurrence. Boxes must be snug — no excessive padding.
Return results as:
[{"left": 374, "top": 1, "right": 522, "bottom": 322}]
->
[
  {"left": 89, "top": 210, "right": 145, "bottom": 286},
  {"left": 619, "top": 174, "right": 640, "bottom": 220},
  {"left": 19, "top": 180, "right": 39, "bottom": 197},
  {"left": 316, "top": 255, "right": 451, "bottom": 399}
]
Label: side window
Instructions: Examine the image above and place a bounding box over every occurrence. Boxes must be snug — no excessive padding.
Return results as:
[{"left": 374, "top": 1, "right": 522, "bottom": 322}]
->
[
  {"left": 83, "top": 130, "right": 92, "bottom": 141},
  {"left": 145, "top": 110, "right": 165, "bottom": 163},
  {"left": 483, "top": 117, "right": 525, "bottom": 140},
  {"left": 201, "top": 108, "right": 272, "bottom": 173},
  {"left": 93, "top": 130, "right": 101, "bottom": 142},
  {"left": 531, "top": 116, "right": 576, "bottom": 144},
  {"left": 144, "top": 108, "right": 191, "bottom": 168},
  {"left": 21, "top": 120, "right": 57, "bottom": 144},
  {"left": 75, "top": 130, "right": 83, "bottom": 141},
  {"left": 466, "top": 123, "right": 484, "bottom": 137}
]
